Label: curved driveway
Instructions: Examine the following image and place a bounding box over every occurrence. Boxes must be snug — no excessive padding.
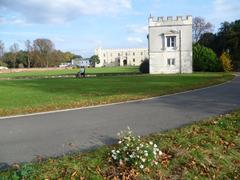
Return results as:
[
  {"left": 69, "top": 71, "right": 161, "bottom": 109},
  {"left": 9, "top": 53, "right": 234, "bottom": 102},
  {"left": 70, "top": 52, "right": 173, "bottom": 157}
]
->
[{"left": 0, "top": 76, "right": 240, "bottom": 165}]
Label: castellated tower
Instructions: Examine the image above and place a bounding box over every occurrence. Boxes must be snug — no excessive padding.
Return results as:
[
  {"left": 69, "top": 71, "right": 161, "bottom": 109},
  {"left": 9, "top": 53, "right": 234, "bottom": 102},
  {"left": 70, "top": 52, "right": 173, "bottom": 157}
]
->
[{"left": 148, "top": 16, "right": 193, "bottom": 74}]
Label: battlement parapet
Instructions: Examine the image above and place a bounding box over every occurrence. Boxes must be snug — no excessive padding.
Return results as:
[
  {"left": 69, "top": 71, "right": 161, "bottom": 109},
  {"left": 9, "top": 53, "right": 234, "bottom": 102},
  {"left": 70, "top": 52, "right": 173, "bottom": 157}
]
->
[{"left": 149, "top": 15, "right": 192, "bottom": 26}]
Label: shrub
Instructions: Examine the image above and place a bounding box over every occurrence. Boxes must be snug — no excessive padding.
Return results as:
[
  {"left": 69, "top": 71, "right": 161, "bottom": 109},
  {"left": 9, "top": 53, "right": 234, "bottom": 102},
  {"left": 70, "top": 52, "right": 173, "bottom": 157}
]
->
[
  {"left": 193, "top": 44, "right": 222, "bottom": 72},
  {"left": 220, "top": 52, "right": 233, "bottom": 72},
  {"left": 110, "top": 127, "right": 162, "bottom": 171},
  {"left": 139, "top": 59, "right": 149, "bottom": 73}
]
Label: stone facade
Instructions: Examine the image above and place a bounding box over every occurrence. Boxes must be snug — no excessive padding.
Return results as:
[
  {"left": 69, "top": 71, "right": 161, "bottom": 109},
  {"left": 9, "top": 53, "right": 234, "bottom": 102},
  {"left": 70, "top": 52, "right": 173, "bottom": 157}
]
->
[
  {"left": 148, "top": 16, "right": 193, "bottom": 74},
  {"left": 95, "top": 48, "right": 148, "bottom": 67}
]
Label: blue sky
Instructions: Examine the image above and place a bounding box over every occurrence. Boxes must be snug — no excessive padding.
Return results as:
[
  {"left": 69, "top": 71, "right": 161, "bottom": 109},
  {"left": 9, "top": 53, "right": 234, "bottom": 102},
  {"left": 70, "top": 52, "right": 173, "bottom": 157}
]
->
[{"left": 0, "top": 0, "right": 240, "bottom": 57}]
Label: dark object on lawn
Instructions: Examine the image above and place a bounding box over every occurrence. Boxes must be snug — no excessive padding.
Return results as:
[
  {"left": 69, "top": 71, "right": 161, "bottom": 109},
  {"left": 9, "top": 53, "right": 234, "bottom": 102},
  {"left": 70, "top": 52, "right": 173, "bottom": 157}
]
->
[
  {"left": 76, "top": 66, "right": 86, "bottom": 78},
  {"left": 139, "top": 59, "right": 149, "bottom": 73}
]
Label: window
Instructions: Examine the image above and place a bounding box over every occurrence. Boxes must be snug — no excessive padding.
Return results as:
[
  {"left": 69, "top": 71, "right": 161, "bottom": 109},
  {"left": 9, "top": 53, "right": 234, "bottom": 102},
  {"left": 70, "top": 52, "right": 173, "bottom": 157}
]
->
[
  {"left": 141, "top": 52, "right": 143, "bottom": 56},
  {"left": 133, "top": 58, "right": 135, "bottom": 62},
  {"left": 118, "top": 53, "right": 120, "bottom": 56},
  {"left": 125, "top": 52, "right": 128, "bottom": 56},
  {"left": 103, "top": 53, "right": 106, "bottom": 57},
  {"left": 166, "top": 36, "right": 176, "bottom": 48},
  {"left": 167, "top": 59, "right": 171, "bottom": 65},
  {"left": 167, "top": 58, "right": 175, "bottom": 66},
  {"left": 133, "top": 52, "right": 135, "bottom": 56}
]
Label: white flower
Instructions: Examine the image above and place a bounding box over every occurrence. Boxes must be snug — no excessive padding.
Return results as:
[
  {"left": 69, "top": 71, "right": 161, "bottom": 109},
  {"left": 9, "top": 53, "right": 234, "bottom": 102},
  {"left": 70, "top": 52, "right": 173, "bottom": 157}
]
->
[
  {"left": 140, "top": 144, "right": 144, "bottom": 147},
  {"left": 116, "top": 150, "right": 120, "bottom": 154},
  {"left": 144, "top": 152, "right": 148, "bottom": 157},
  {"left": 149, "top": 141, "right": 153, "bottom": 145},
  {"left": 111, "top": 150, "right": 116, "bottom": 154},
  {"left": 140, "top": 164, "right": 144, "bottom": 169},
  {"left": 159, "top": 151, "right": 163, "bottom": 156},
  {"left": 154, "top": 161, "right": 158, "bottom": 165},
  {"left": 112, "top": 155, "right": 117, "bottom": 160},
  {"left": 154, "top": 144, "right": 157, "bottom": 148},
  {"left": 136, "top": 147, "right": 140, "bottom": 151},
  {"left": 118, "top": 140, "right": 122, "bottom": 144},
  {"left": 141, "top": 158, "right": 146, "bottom": 162}
]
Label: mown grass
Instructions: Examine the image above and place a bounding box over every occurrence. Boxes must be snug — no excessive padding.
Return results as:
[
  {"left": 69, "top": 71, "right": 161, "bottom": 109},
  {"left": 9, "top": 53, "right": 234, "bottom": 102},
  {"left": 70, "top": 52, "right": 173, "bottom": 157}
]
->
[
  {"left": 1, "top": 110, "right": 239, "bottom": 179},
  {"left": 0, "top": 73, "right": 234, "bottom": 117},
  {"left": 0, "top": 66, "right": 139, "bottom": 79}
]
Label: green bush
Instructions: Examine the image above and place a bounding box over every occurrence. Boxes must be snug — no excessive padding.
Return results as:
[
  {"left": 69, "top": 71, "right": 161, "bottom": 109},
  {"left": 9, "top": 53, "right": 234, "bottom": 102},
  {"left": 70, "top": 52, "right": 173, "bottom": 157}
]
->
[
  {"left": 139, "top": 59, "right": 149, "bottom": 74},
  {"left": 193, "top": 44, "right": 222, "bottom": 72}
]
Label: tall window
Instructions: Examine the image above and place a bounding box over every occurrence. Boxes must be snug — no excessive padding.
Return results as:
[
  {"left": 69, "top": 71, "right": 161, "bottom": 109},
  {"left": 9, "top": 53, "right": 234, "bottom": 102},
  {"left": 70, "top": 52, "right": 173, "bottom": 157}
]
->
[
  {"left": 133, "top": 52, "right": 135, "bottom": 56},
  {"left": 167, "top": 58, "right": 175, "bottom": 66},
  {"left": 166, "top": 36, "right": 176, "bottom": 48}
]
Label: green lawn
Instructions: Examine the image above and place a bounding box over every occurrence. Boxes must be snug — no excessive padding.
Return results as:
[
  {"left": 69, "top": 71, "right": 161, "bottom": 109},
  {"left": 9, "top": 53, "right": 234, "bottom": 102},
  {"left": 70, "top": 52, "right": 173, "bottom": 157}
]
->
[
  {"left": 1, "top": 110, "right": 239, "bottom": 179},
  {"left": 0, "top": 66, "right": 139, "bottom": 79},
  {"left": 0, "top": 73, "right": 233, "bottom": 117}
]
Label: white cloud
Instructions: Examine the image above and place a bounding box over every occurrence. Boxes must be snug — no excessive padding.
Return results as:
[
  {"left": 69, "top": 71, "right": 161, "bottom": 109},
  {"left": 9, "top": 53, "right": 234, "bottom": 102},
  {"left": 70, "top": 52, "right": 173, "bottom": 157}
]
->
[
  {"left": 213, "top": 0, "right": 240, "bottom": 21},
  {"left": 127, "top": 25, "right": 148, "bottom": 34},
  {"left": 127, "top": 37, "right": 143, "bottom": 44},
  {"left": 0, "top": 0, "right": 132, "bottom": 24}
]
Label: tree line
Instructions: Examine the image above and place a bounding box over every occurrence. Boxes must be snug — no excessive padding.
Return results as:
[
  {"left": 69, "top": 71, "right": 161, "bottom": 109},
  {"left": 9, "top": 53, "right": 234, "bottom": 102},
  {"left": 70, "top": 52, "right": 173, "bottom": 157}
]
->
[
  {"left": 193, "top": 17, "right": 240, "bottom": 71},
  {"left": 0, "top": 39, "right": 77, "bottom": 68}
]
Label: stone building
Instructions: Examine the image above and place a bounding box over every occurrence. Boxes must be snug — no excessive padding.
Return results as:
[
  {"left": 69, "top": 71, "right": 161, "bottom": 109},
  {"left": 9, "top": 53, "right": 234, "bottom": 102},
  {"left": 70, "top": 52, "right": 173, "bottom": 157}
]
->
[
  {"left": 94, "top": 48, "right": 148, "bottom": 67},
  {"left": 148, "top": 15, "right": 193, "bottom": 74}
]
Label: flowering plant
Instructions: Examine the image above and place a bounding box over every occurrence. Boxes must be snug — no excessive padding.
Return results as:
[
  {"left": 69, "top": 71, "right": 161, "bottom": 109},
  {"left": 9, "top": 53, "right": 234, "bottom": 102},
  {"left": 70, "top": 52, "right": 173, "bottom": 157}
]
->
[{"left": 110, "top": 127, "right": 163, "bottom": 170}]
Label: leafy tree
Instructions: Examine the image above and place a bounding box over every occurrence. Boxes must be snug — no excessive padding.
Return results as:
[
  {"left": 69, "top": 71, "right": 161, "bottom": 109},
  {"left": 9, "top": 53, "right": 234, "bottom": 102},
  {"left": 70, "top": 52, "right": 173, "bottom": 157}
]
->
[
  {"left": 220, "top": 52, "right": 233, "bottom": 72},
  {"left": 193, "top": 44, "right": 222, "bottom": 72},
  {"left": 193, "top": 17, "right": 213, "bottom": 42},
  {"left": 63, "top": 52, "right": 76, "bottom": 62},
  {"left": 33, "top": 39, "right": 54, "bottom": 68},
  {"left": 0, "top": 40, "right": 4, "bottom": 66},
  {"left": 0, "top": 40, "right": 4, "bottom": 58},
  {"left": 90, "top": 55, "right": 100, "bottom": 66},
  {"left": 198, "top": 19, "right": 240, "bottom": 70},
  {"left": 139, "top": 58, "right": 149, "bottom": 73}
]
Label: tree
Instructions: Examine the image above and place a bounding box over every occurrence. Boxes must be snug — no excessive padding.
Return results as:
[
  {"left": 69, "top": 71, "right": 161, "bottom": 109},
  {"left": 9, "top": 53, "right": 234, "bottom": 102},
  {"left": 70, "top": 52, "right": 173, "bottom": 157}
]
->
[
  {"left": 139, "top": 58, "right": 149, "bottom": 73},
  {"left": 63, "top": 51, "right": 75, "bottom": 62},
  {"left": 9, "top": 43, "right": 19, "bottom": 68},
  {"left": 198, "top": 19, "right": 240, "bottom": 70},
  {"left": 0, "top": 40, "right": 4, "bottom": 58},
  {"left": 220, "top": 52, "right": 233, "bottom": 72},
  {"left": 90, "top": 55, "right": 100, "bottom": 67},
  {"left": 193, "top": 44, "right": 222, "bottom": 72},
  {"left": 0, "top": 40, "right": 4, "bottom": 66},
  {"left": 33, "top": 39, "right": 54, "bottom": 68},
  {"left": 25, "top": 40, "right": 33, "bottom": 68},
  {"left": 193, "top": 17, "right": 213, "bottom": 42}
]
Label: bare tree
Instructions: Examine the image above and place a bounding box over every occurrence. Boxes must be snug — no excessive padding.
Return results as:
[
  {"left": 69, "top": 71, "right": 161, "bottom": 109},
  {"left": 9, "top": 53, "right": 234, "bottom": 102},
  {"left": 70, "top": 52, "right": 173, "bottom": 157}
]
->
[
  {"left": 33, "top": 39, "right": 54, "bottom": 68},
  {"left": 193, "top": 17, "right": 213, "bottom": 42},
  {"left": 25, "top": 40, "right": 33, "bottom": 68},
  {"left": 9, "top": 43, "right": 19, "bottom": 68}
]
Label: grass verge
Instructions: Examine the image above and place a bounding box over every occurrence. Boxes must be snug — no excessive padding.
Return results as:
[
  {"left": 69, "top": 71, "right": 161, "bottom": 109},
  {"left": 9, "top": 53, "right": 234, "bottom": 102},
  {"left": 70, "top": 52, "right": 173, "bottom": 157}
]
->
[
  {"left": 0, "top": 66, "right": 140, "bottom": 79},
  {"left": 0, "top": 73, "right": 234, "bottom": 117},
  {"left": 1, "top": 110, "right": 239, "bottom": 179}
]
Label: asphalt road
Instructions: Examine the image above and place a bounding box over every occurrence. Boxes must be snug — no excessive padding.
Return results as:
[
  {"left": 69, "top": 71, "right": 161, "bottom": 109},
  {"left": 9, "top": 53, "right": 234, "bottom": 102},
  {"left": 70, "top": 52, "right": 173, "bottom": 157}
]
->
[{"left": 0, "top": 76, "right": 240, "bottom": 165}]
